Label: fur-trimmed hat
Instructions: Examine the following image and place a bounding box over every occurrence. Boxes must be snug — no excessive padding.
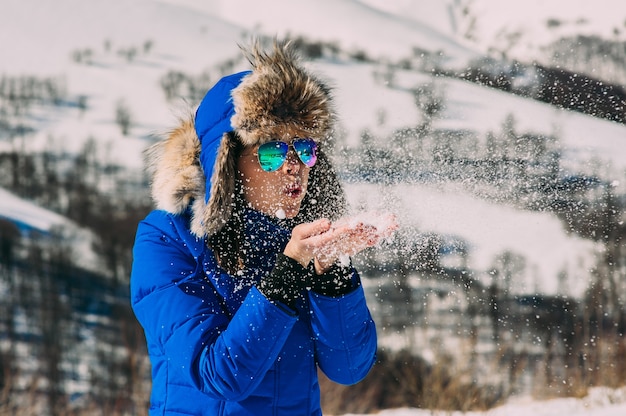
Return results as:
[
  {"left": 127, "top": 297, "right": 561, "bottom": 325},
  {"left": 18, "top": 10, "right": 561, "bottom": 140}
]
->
[{"left": 145, "top": 41, "right": 346, "bottom": 238}]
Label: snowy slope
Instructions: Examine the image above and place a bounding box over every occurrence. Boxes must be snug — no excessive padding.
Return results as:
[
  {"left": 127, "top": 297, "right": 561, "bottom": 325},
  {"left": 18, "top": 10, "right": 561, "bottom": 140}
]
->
[
  {"left": 157, "top": 0, "right": 479, "bottom": 65},
  {"left": 324, "top": 62, "right": 626, "bottom": 177},
  {"left": 0, "top": 188, "right": 98, "bottom": 271},
  {"left": 459, "top": 0, "right": 626, "bottom": 63},
  {"left": 1, "top": 0, "right": 243, "bottom": 73},
  {"left": 0, "top": 188, "right": 70, "bottom": 233},
  {"left": 358, "top": 0, "right": 626, "bottom": 64}
]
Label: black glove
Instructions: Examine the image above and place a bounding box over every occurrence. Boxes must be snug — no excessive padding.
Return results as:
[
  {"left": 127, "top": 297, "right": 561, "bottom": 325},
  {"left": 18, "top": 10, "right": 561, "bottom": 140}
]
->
[
  {"left": 258, "top": 253, "right": 311, "bottom": 309},
  {"left": 306, "top": 262, "right": 356, "bottom": 297}
]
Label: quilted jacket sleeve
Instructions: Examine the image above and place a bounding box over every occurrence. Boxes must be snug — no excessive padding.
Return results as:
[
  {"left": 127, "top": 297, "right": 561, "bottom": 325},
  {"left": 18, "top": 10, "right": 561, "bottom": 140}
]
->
[
  {"left": 308, "top": 274, "right": 377, "bottom": 385},
  {"left": 130, "top": 210, "right": 297, "bottom": 401}
]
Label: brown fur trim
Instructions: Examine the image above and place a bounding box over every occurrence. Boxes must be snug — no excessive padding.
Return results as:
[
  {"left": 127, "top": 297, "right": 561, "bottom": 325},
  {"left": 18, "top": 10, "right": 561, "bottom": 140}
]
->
[
  {"left": 145, "top": 119, "right": 240, "bottom": 238},
  {"left": 231, "top": 41, "right": 334, "bottom": 145},
  {"left": 145, "top": 117, "right": 204, "bottom": 215}
]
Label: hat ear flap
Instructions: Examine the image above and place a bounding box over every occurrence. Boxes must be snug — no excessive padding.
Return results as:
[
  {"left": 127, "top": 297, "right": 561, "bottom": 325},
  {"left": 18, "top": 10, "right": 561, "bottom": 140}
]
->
[{"left": 193, "top": 132, "right": 239, "bottom": 237}]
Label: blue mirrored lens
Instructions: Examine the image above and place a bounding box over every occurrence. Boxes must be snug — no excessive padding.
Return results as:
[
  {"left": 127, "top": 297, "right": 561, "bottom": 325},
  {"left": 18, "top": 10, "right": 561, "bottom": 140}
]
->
[
  {"left": 257, "top": 141, "right": 288, "bottom": 172},
  {"left": 293, "top": 138, "right": 317, "bottom": 168}
]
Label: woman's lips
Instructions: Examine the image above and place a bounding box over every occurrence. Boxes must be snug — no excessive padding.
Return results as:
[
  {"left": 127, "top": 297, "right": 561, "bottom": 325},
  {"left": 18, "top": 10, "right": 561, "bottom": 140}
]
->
[{"left": 285, "top": 183, "right": 303, "bottom": 198}]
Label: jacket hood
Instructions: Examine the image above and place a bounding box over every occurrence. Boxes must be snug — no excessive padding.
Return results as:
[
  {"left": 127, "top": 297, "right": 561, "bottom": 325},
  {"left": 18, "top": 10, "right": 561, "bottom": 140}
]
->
[{"left": 145, "top": 41, "right": 346, "bottom": 238}]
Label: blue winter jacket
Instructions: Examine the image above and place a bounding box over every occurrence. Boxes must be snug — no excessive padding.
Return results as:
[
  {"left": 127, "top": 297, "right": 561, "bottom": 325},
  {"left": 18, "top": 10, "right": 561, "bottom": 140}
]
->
[
  {"left": 130, "top": 69, "right": 378, "bottom": 415},
  {"left": 131, "top": 208, "right": 377, "bottom": 415}
]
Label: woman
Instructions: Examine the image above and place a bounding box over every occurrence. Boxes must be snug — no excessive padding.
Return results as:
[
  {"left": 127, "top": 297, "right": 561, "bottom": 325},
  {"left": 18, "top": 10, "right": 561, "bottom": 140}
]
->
[{"left": 131, "top": 41, "right": 393, "bottom": 415}]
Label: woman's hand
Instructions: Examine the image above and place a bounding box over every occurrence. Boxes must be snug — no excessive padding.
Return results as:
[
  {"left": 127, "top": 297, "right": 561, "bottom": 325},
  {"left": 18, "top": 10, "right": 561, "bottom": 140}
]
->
[
  {"left": 283, "top": 218, "right": 333, "bottom": 269},
  {"left": 283, "top": 213, "right": 398, "bottom": 274}
]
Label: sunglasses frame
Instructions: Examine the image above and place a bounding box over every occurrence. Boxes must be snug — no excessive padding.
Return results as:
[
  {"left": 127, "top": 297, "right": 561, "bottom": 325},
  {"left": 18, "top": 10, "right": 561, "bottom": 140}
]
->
[{"left": 256, "top": 138, "right": 317, "bottom": 172}]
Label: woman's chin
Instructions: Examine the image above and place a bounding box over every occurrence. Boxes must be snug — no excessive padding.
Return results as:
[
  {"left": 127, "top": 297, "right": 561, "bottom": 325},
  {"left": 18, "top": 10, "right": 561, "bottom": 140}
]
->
[
  {"left": 276, "top": 202, "right": 301, "bottom": 219},
  {"left": 282, "top": 207, "right": 300, "bottom": 219}
]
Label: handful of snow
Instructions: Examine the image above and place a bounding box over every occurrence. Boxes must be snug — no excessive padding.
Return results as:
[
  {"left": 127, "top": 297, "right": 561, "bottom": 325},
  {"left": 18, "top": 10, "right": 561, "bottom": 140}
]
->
[
  {"left": 331, "top": 211, "right": 398, "bottom": 266},
  {"left": 331, "top": 211, "right": 398, "bottom": 239}
]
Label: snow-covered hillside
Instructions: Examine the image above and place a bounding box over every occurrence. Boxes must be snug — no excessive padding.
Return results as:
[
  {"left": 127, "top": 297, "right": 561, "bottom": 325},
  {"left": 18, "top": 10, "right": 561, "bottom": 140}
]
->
[
  {"left": 359, "top": 0, "right": 626, "bottom": 55},
  {"left": 0, "top": 187, "right": 98, "bottom": 271},
  {"left": 0, "top": 188, "right": 71, "bottom": 234}
]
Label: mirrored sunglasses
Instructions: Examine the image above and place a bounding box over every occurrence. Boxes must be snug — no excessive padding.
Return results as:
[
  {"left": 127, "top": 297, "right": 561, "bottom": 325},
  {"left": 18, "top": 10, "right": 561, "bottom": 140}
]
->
[{"left": 256, "top": 138, "right": 317, "bottom": 172}]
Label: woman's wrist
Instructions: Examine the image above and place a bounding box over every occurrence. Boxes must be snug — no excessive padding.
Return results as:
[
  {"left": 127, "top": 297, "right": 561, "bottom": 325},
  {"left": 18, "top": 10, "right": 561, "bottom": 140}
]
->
[
  {"left": 313, "top": 258, "right": 328, "bottom": 275},
  {"left": 259, "top": 253, "right": 311, "bottom": 309},
  {"left": 282, "top": 245, "right": 312, "bottom": 269}
]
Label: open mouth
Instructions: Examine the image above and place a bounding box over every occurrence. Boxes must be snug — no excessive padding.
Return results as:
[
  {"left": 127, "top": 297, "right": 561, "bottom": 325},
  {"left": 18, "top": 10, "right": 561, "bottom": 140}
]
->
[{"left": 284, "top": 183, "right": 303, "bottom": 198}]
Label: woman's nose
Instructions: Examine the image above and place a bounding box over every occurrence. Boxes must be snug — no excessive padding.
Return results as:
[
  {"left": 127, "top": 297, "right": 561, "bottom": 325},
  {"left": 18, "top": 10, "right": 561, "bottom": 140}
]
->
[{"left": 281, "top": 150, "right": 300, "bottom": 174}]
